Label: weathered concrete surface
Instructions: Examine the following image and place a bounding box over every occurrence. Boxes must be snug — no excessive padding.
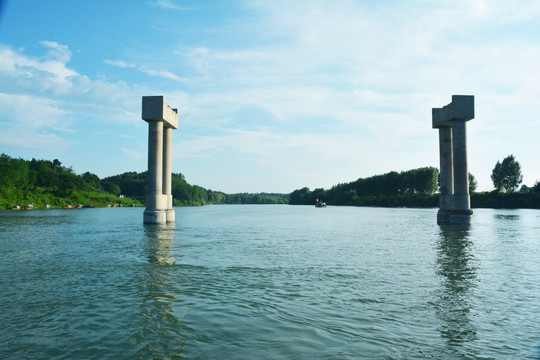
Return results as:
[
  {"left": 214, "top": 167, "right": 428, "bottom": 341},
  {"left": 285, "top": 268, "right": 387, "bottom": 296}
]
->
[
  {"left": 432, "top": 95, "right": 474, "bottom": 128},
  {"left": 163, "top": 126, "right": 175, "bottom": 223},
  {"left": 433, "top": 95, "right": 474, "bottom": 224},
  {"left": 451, "top": 119, "right": 470, "bottom": 211},
  {"left": 438, "top": 126, "right": 453, "bottom": 211},
  {"left": 142, "top": 96, "right": 178, "bottom": 224},
  {"left": 142, "top": 96, "right": 178, "bottom": 129}
]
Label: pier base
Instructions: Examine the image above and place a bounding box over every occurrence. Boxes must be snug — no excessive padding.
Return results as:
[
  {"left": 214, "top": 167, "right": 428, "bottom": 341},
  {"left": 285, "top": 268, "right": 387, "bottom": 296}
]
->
[
  {"left": 437, "top": 209, "right": 473, "bottom": 225},
  {"left": 166, "top": 208, "right": 175, "bottom": 223},
  {"left": 144, "top": 209, "right": 167, "bottom": 224}
]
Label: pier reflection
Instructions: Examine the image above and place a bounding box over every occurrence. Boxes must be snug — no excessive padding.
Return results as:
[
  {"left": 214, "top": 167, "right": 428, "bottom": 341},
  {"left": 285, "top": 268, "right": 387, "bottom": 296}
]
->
[
  {"left": 129, "top": 224, "right": 186, "bottom": 359},
  {"left": 434, "top": 224, "right": 478, "bottom": 353}
]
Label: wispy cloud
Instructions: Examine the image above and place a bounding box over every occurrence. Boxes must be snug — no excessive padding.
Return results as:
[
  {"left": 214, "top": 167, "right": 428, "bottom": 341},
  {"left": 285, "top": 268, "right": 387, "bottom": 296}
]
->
[
  {"left": 137, "top": 66, "right": 187, "bottom": 82},
  {"left": 2, "top": 1, "right": 540, "bottom": 190},
  {"left": 40, "top": 40, "right": 72, "bottom": 63},
  {"left": 103, "top": 59, "right": 136, "bottom": 68},
  {"left": 0, "top": 92, "right": 73, "bottom": 152},
  {"left": 147, "top": 0, "right": 196, "bottom": 11},
  {"left": 0, "top": 93, "right": 68, "bottom": 130},
  {"left": 0, "top": 42, "right": 144, "bottom": 155},
  {"left": 165, "top": 1, "right": 540, "bottom": 190},
  {"left": 0, "top": 43, "right": 79, "bottom": 93},
  {"left": 121, "top": 147, "right": 145, "bottom": 161},
  {"left": 104, "top": 59, "right": 187, "bottom": 82}
]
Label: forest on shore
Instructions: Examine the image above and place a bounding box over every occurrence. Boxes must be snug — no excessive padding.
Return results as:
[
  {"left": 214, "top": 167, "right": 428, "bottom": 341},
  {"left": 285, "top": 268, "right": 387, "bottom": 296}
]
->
[
  {"left": 0, "top": 154, "right": 287, "bottom": 209},
  {"left": 290, "top": 167, "right": 440, "bottom": 207},
  {"left": 1, "top": 153, "right": 538, "bottom": 210},
  {"left": 290, "top": 165, "right": 540, "bottom": 209}
]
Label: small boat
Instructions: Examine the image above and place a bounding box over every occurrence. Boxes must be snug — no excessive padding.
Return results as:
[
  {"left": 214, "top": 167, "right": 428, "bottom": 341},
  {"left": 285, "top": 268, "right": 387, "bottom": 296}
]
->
[
  {"left": 25, "top": 204, "right": 34, "bottom": 210},
  {"left": 12, "top": 205, "right": 21, "bottom": 210},
  {"left": 315, "top": 198, "right": 327, "bottom": 208}
]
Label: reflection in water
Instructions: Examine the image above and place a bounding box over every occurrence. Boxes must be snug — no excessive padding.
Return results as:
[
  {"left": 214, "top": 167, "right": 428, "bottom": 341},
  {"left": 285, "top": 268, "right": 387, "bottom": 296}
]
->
[
  {"left": 494, "top": 214, "right": 519, "bottom": 221},
  {"left": 145, "top": 224, "right": 177, "bottom": 266},
  {"left": 433, "top": 224, "right": 478, "bottom": 353},
  {"left": 129, "top": 224, "right": 186, "bottom": 359}
]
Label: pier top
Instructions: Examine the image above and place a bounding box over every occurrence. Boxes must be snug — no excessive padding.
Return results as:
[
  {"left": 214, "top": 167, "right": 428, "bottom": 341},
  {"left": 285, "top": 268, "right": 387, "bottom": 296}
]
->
[
  {"left": 142, "top": 96, "right": 178, "bottom": 129},
  {"left": 432, "top": 95, "right": 474, "bottom": 128}
]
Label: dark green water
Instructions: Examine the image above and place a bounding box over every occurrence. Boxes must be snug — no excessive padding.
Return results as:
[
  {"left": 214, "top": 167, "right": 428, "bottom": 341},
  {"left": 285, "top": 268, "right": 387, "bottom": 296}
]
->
[{"left": 1, "top": 205, "right": 539, "bottom": 359}]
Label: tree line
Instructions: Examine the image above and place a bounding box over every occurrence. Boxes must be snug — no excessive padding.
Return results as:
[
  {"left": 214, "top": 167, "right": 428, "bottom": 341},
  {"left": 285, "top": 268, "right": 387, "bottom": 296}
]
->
[
  {"left": 289, "top": 158, "right": 540, "bottom": 209},
  {"left": 290, "top": 167, "right": 440, "bottom": 206},
  {"left": 0, "top": 154, "right": 288, "bottom": 209},
  {"left": 2, "top": 153, "right": 538, "bottom": 210},
  {"left": 0, "top": 153, "right": 140, "bottom": 209},
  {"left": 100, "top": 171, "right": 288, "bottom": 206}
]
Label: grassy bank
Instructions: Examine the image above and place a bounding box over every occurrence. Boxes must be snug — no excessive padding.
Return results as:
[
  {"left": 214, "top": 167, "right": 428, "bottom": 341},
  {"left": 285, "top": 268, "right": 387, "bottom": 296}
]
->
[{"left": 0, "top": 187, "right": 141, "bottom": 210}]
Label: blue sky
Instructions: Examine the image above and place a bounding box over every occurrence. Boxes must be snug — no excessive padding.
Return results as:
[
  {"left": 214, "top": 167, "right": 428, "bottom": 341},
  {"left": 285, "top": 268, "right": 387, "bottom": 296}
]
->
[{"left": 1, "top": 0, "right": 539, "bottom": 193}]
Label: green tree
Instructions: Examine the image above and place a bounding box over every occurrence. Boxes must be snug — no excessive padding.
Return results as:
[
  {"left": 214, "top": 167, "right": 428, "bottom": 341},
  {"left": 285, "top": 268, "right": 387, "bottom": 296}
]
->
[
  {"left": 82, "top": 172, "right": 101, "bottom": 191},
  {"left": 491, "top": 155, "right": 523, "bottom": 193},
  {"left": 469, "top": 173, "right": 478, "bottom": 193},
  {"left": 103, "top": 182, "right": 121, "bottom": 195},
  {"left": 289, "top": 187, "right": 312, "bottom": 205},
  {"left": 533, "top": 181, "right": 540, "bottom": 193},
  {"left": 0, "top": 153, "right": 29, "bottom": 188}
]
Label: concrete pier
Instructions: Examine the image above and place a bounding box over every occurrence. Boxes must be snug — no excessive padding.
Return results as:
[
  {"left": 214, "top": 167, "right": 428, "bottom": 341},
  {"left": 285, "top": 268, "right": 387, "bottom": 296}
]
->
[
  {"left": 162, "top": 125, "right": 175, "bottom": 223},
  {"left": 142, "top": 96, "right": 178, "bottom": 224},
  {"left": 432, "top": 95, "right": 474, "bottom": 224}
]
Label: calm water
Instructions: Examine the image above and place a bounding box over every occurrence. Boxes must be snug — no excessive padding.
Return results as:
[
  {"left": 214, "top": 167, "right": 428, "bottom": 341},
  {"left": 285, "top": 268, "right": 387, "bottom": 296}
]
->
[{"left": 1, "top": 205, "right": 539, "bottom": 359}]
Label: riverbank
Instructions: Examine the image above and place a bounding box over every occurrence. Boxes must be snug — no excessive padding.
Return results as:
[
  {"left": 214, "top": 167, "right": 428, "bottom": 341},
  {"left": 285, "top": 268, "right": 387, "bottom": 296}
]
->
[
  {"left": 0, "top": 186, "right": 141, "bottom": 210},
  {"left": 294, "top": 192, "right": 540, "bottom": 209}
]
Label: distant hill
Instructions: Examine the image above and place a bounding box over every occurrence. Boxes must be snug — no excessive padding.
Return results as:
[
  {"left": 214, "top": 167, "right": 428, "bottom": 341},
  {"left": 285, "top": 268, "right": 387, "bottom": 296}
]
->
[
  {"left": 100, "top": 171, "right": 289, "bottom": 206},
  {"left": 0, "top": 153, "right": 141, "bottom": 209},
  {"left": 0, "top": 153, "right": 288, "bottom": 209}
]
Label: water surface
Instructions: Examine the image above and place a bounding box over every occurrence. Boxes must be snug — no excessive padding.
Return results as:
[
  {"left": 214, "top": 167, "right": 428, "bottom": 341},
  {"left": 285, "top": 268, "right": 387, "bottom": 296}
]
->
[{"left": 1, "top": 206, "right": 539, "bottom": 359}]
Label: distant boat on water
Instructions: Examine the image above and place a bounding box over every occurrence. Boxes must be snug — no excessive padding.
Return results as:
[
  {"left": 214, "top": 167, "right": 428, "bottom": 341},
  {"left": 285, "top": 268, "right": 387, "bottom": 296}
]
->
[{"left": 315, "top": 198, "right": 327, "bottom": 208}]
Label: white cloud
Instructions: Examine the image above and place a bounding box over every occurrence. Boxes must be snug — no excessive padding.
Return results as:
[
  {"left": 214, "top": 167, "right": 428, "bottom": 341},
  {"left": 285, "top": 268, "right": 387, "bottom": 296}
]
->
[
  {"left": 0, "top": 92, "right": 68, "bottom": 130},
  {"left": 165, "top": 1, "right": 540, "bottom": 191},
  {"left": 103, "top": 59, "right": 136, "bottom": 68},
  {"left": 148, "top": 0, "right": 195, "bottom": 10},
  {"left": 137, "top": 66, "right": 187, "bottom": 82},
  {"left": 0, "top": 43, "right": 79, "bottom": 94},
  {"left": 121, "top": 147, "right": 145, "bottom": 161},
  {"left": 2, "top": 1, "right": 540, "bottom": 191},
  {"left": 104, "top": 58, "right": 187, "bottom": 82},
  {"left": 40, "top": 40, "right": 72, "bottom": 63},
  {"left": 0, "top": 42, "right": 149, "bottom": 155},
  {"left": 0, "top": 127, "right": 72, "bottom": 151}
]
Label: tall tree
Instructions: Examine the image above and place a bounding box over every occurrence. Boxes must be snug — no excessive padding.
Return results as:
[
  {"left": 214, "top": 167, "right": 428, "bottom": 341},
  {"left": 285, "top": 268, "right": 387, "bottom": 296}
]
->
[
  {"left": 469, "top": 173, "right": 478, "bottom": 193},
  {"left": 532, "top": 181, "right": 540, "bottom": 193},
  {"left": 491, "top": 155, "right": 523, "bottom": 193}
]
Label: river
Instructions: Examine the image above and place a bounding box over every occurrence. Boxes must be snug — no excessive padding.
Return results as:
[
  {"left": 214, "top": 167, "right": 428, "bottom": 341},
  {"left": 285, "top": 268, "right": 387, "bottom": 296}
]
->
[{"left": 1, "top": 205, "right": 539, "bottom": 359}]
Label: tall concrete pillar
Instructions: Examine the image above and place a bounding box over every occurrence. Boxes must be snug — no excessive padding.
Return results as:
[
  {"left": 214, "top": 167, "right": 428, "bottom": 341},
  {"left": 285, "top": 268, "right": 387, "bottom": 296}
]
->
[
  {"left": 452, "top": 119, "right": 470, "bottom": 212},
  {"left": 438, "top": 125, "right": 454, "bottom": 212},
  {"left": 432, "top": 95, "right": 474, "bottom": 224},
  {"left": 142, "top": 96, "right": 178, "bottom": 224},
  {"left": 162, "top": 125, "right": 175, "bottom": 223},
  {"left": 144, "top": 120, "right": 166, "bottom": 224}
]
